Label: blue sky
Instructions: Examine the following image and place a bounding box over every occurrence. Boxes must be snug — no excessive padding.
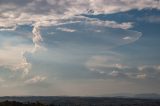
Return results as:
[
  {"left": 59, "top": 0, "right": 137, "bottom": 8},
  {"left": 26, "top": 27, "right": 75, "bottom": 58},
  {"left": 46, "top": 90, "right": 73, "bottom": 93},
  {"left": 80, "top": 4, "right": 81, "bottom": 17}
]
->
[{"left": 0, "top": 0, "right": 160, "bottom": 96}]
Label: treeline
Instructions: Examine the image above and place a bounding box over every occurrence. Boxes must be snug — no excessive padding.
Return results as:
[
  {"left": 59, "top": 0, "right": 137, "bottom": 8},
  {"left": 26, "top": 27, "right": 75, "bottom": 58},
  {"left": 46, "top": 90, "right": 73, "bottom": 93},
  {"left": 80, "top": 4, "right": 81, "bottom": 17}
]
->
[
  {"left": 0, "top": 101, "right": 50, "bottom": 106},
  {"left": 0, "top": 100, "right": 160, "bottom": 106}
]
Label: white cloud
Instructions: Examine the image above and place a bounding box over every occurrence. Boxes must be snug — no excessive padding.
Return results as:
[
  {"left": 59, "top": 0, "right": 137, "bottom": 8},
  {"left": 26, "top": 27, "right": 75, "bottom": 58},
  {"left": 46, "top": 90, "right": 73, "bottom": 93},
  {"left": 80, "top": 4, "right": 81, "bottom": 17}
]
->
[
  {"left": 156, "top": 65, "right": 160, "bottom": 70},
  {"left": 86, "top": 55, "right": 160, "bottom": 80},
  {"left": 89, "top": 0, "right": 160, "bottom": 14},
  {"left": 109, "top": 70, "right": 120, "bottom": 77},
  {"left": 0, "top": 0, "right": 159, "bottom": 31},
  {"left": 32, "top": 23, "right": 44, "bottom": 52},
  {"left": 87, "top": 19, "right": 133, "bottom": 29},
  {"left": 0, "top": 14, "right": 141, "bottom": 75},
  {"left": 86, "top": 55, "right": 128, "bottom": 72},
  {"left": 136, "top": 74, "right": 147, "bottom": 79},
  {"left": 123, "top": 36, "right": 132, "bottom": 40},
  {"left": 2, "top": 0, "right": 160, "bottom": 15},
  {"left": 11, "top": 51, "right": 32, "bottom": 76},
  {"left": 138, "top": 65, "right": 160, "bottom": 71},
  {"left": 57, "top": 27, "right": 76, "bottom": 32},
  {"left": 25, "top": 75, "right": 46, "bottom": 84},
  {"left": 0, "top": 43, "right": 33, "bottom": 76}
]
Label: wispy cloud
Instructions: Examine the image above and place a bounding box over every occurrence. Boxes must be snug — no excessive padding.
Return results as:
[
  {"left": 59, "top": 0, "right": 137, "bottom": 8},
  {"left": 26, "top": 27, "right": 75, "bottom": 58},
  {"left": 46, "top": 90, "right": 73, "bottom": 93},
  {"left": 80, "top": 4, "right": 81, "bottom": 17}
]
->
[
  {"left": 11, "top": 51, "right": 32, "bottom": 77},
  {"left": 87, "top": 19, "right": 133, "bottom": 29},
  {"left": 0, "top": 26, "right": 17, "bottom": 31},
  {"left": 25, "top": 75, "right": 46, "bottom": 84},
  {"left": 86, "top": 55, "right": 160, "bottom": 80},
  {"left": 57, "top": 27, "right": 76, "bottom": 32},
  {"left": 0, "top": 43, "right": 33, "bottom": 77},
  {"left": 138, "top": 16, "right": 160, "bottom": 23},
  {"left": 32, "top": 23, "right": 44, "bottom": 52}
]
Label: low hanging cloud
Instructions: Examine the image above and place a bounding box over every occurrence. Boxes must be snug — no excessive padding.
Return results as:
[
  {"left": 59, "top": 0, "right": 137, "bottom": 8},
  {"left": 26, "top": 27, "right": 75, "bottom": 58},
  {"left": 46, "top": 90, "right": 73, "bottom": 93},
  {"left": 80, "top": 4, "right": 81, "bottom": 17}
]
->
[{"left": 86, "top": 55, "right": 160, "bottom": 80}]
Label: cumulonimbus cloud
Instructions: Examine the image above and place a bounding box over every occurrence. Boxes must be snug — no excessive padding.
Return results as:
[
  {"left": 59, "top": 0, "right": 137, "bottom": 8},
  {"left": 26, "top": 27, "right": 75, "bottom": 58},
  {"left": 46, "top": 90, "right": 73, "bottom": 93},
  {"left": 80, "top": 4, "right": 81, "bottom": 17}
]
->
[{"left": 0, "top": 0, "right": 157, "bottom": 78}]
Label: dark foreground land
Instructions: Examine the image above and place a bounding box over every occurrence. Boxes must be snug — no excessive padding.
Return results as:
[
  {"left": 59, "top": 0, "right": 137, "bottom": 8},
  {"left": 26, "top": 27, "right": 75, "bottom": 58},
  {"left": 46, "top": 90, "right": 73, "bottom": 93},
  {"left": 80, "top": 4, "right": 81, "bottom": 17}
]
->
[{"left": 0, "top": 97, "right": 160, "bottom": 106}]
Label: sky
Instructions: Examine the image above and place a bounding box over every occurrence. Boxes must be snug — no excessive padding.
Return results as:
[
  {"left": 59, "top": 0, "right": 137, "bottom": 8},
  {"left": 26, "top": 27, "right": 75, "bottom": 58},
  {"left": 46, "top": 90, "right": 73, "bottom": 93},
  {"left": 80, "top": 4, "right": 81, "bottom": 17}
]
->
[{"left": 0, "top": 0, "right": 160, "bottom": 96}]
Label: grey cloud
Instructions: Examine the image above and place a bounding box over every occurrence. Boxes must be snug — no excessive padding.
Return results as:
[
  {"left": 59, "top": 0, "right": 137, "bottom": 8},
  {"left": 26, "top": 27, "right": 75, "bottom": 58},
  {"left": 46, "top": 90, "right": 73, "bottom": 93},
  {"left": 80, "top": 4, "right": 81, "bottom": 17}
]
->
[
  {"left": 0, "top": 0, "right": 159, "bottom": 31},
  {"left": 24, "top": 0, "right": 53, "bottom": 15},
  {"left": 0, "top": 0, "right": 33, "bottom": 6},
  {"left": 1, "top": 0, "right": 159, "bottom": 19}
]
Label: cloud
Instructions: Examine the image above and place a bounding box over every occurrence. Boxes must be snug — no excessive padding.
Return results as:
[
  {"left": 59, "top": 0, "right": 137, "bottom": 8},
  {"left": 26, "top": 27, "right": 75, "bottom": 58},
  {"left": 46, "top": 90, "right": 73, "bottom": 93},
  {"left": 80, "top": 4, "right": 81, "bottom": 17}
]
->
[
  {"left": 0, "top": 0, "right": 144, "bottom": 58},
  {"left": 0, "top": 26, "right": 17, "bottom": 31},
  {"left": 97, "top": 0, "right": 159, "bottom": 14},
  {"left": 86, "top": 55, "right": 160, "bottom": 80},
  {"left": 0, "top": 0, "right": 159, "bottom": 96},
  {"left": 86, "top": 19, "right": 133, "bottom": 29},
  {"left": 0, "top": 42, "right": 32, "bottom": 76},
  {"left": 40, "top": 17, "right": 142, "bottom": 54},
  {"left": 0, "top": 77, "right": 5, "bottom": 83},
  {"left": 0, "top": 0, "right": 159, "bottom": 30},
  {"left": 57, "top": 27, "right": 76, "bottom": 32},
  {"left": 138, "top": 16, "right": 160, "bottom": 23},
  {"left": 86, "top": 54, "right": 129, "bottom": 71},
  {"left": 25, "top": 75, "right": 46, "bottom": 84},
  {"left": 109, "top": 70, "right": 120, "bottom": 77},
  {"left": 1, "top": 0, "right": 159, "bottom": 14},
  {"left": 11, "top": 51, "right": 32, "bottom": 76},
  {"left": 56, "top": 17, "right": 134, "bottom": 29},
  {"left": 123, "top": 36, "right": 132, "bottom": 40},
  {"left": 0, "top": 0, "right": 153, "bottom": 82},
  {"left": 136, "top": 74, "right": 147, "bottom": 79},
  {"left": 0, "top": 0, "right": 32, "bottom": 6},
  {"left": 32, "top": 23, "right": 44, "bottom": 52}
]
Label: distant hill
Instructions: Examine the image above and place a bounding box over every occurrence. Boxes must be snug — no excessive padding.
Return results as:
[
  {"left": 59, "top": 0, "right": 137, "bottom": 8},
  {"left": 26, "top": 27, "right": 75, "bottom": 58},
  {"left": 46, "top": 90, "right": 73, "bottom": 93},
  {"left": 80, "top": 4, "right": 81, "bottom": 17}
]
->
[
  {"left": 134, "top": 93, "right": 160, "bottom": 99},
  {"left": 98, "top": 93, "right": 160, "bottom": 99}
]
